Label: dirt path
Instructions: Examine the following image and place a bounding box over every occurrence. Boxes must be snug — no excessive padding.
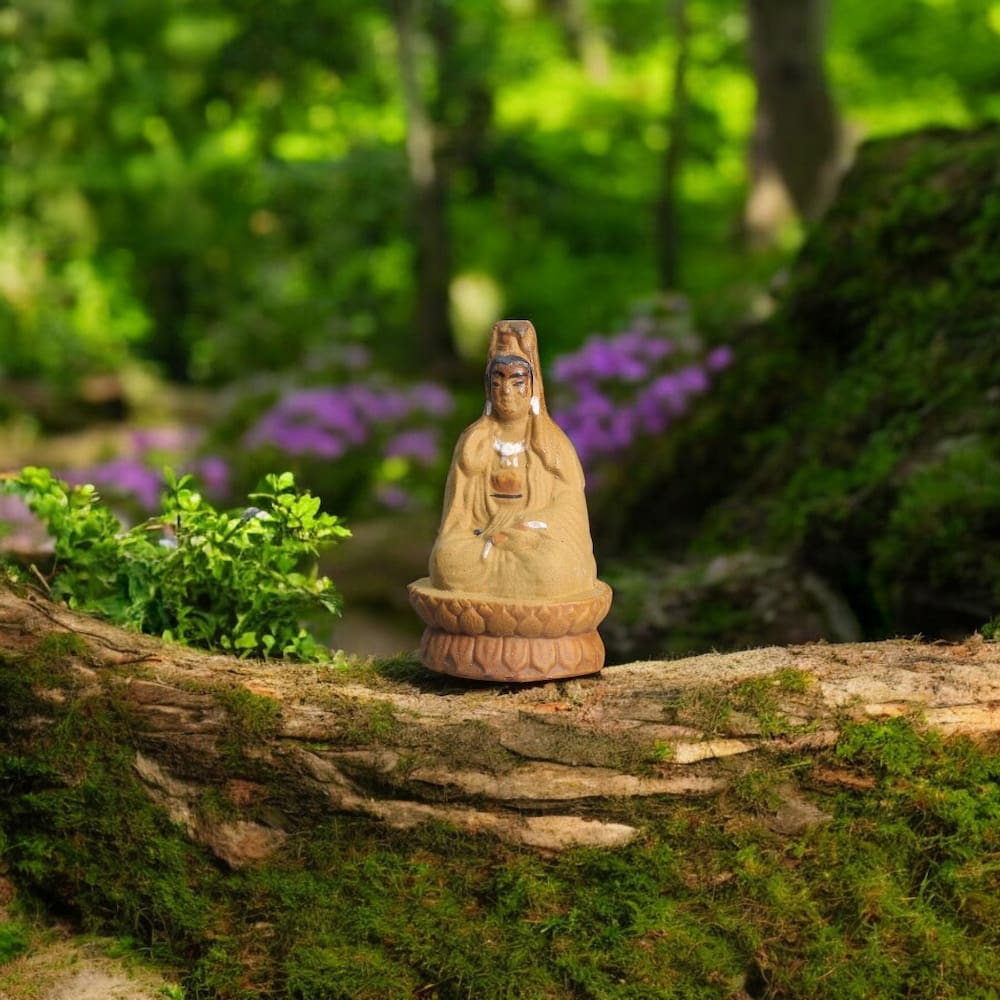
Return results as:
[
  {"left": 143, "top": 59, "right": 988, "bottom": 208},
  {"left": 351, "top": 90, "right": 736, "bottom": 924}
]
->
[{"left": 0, "top": 931, "right": 176, "bottom": 1000}]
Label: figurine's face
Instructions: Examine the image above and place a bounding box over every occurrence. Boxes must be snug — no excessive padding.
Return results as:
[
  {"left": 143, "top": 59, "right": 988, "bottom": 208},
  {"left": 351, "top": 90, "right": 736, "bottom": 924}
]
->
[{"left": 490, "top": 359, "right": 532, "bottom": 422}]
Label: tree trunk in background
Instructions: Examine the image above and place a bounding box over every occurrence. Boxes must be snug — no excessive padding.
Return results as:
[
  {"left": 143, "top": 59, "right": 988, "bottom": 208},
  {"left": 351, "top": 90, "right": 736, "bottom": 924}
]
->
[
  {"left": 742, "top": 0, "right": 843, "bottom": 246},
  {"left": 547, "top": 0, "right": 611, "bottom": 83},
  {"left": 655, "top": 0, "right": 690, "bottom": 289},
  {"left": 393, "top": 0, "right": 457, "bottom": 370}
]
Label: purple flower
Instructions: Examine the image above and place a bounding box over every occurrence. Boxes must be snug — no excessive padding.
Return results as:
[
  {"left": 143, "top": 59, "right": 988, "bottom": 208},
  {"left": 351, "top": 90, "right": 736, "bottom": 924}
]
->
[
  {"left": 384, "top": 428, "right": 440, "bottom": 466},
  {"left": 65, "top": 459, "right": 163, "bottom": 511},
  {"left": 544, "top": 302, "right": 735, "bottom": 488},
  {"left": 644, "top": 374, "right": 687, "bottom": 414},
  {"left": 608, "top": 408, "right": 636, "bottom": 449},
  {"left": 281, "top": 425, "right": 346, "bottom": 458},
  {"left": 633, "top": 391, "right": 673, "bottom": 434},
  {"left": 344, "top": 384, "right": 409, "bottom": 423},
  {"left": 676, "top": 365, "right": 709, "bottom": 395},
  {"left": 706, "top": 345, "right": 734, "bottom": 372},
  {"left": 0, "top": 494, "right": 34, "bottom": 525},
  {"left": 190, "top": 455, "right": 231, "bottom": 497},
  {"left": 611, "top": 329, "right": 647, "bottom": 355},
  {"left": 272, "top": 389, "right": 367, "bottom": 443},
  {"left": 132, "top": 426, "right": 202, "bottom": 454},
  {"left": 375, "top": 484, "right": 414, "bottom": 510},
  {"left": 574, "top": 385, "right": 615, "bottom": 418},
  {"left": 0, "top": 495, "right": 48, "bottom": 554},
  {"left": 640, "top": 337, "right": 673, "bottom": 362},
  {"left": 410, "top": 382, "right": 454, "bottom": 417},
  {"left": 552, "top": 354, "right": 584, "bottom": 382}
]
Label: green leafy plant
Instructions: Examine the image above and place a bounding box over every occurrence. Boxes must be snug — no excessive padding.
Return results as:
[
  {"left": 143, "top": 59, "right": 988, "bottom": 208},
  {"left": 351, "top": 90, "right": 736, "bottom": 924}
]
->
[{"left": 1, "top": 467, "right": 350, "bottom": 660}]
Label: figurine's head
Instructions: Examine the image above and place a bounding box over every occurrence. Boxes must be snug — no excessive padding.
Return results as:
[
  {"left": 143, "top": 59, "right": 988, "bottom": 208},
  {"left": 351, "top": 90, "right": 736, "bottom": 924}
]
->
[
  {"left": 487, "top": 355, "right": 535, "bottom": 422},
  {"left": 485, "top": 320, "right": 543, "bottom": 420}
]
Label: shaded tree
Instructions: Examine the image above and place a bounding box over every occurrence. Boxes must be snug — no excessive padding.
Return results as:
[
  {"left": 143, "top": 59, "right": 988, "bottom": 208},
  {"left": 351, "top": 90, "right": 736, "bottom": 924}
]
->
[
  {"left": 654, "top": 0, "right": 691, "bottom": 289},
  {"left": 743, "top": 0, "right": 844, "bottom": 245}
]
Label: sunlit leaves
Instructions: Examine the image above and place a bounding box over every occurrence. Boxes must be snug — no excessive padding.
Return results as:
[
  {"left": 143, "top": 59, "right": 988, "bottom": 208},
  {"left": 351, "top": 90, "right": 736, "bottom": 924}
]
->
[{"left": 1, "top": 467, "right": 350, "bottom": 661}]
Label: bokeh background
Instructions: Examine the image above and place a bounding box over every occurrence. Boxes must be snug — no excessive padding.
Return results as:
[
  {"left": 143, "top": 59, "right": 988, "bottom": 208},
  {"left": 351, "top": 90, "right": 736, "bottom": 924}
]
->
[{"left": 2, "top": 0, "right": 998, "bottom": 656}]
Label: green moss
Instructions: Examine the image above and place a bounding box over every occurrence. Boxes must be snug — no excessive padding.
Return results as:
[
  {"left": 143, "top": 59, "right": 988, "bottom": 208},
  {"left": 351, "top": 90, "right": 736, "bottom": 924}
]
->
[
  {"left": 666, "top": 668, "right": 816, "bottom": 738},
  {"left": 728, "top": 768, "right": 784, "bottom": 813},
  {"left": 0, "top": 727, "right": 216, "bottom": 960},
  {"left": 0, "top": 921, "right": 30, "bottom": 964},
  {"left": 3, "top": 653, "right": 1000, "bottom": 1000},
  {"left": 345, "top": 699, "right": 398, "bottom": 744},
  {"left": 283, "top": 943, "right": 421, "bottom": 1000},
  {"left": 219, "top": 687, "right": 282, "bottom": 745},
  {"left": 33, "top": 632, "right": 88, "bottom": 660},
  {"left": 321, "top": 694, "right": 400, "bottom": 747},
  {"left": 658, "top": 126, "right": 1000, "bottom": 644}
]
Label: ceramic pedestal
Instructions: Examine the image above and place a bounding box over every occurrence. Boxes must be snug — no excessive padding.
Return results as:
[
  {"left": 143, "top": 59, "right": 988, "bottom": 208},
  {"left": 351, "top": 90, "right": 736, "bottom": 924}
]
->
[{"left": 408, "top": 578, "right": 612, "bottom": 683}]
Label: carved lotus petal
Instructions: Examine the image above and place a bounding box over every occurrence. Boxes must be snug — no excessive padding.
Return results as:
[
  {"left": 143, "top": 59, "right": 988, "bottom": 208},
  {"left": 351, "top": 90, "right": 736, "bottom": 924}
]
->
[
  {"left": 419, "top": 629, "right": 605, "bottom": 683},
  {"left": 490, "top": 607, "right": 519, "bottom": 635},
  {"left": 458, "top": 607, "right": 486, "bottom": 635}
]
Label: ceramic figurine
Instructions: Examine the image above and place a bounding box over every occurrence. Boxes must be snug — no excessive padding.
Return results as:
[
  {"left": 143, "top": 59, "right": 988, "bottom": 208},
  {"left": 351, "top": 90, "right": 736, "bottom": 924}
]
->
[{"left": 408, "top": 319, "right": 612, "bottom": 681}]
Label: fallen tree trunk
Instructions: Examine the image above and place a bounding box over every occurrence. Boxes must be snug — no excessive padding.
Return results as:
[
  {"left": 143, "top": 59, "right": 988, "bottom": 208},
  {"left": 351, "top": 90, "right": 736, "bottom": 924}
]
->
[{"left": 2, "top": 584, "right": 998, "bottom": 859}]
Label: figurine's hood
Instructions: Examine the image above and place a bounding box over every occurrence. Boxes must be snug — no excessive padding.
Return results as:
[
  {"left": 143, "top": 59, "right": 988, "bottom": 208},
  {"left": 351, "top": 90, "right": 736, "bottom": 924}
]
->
[{"left": 486, "top": 319, "right": 548, "bottom": 415}]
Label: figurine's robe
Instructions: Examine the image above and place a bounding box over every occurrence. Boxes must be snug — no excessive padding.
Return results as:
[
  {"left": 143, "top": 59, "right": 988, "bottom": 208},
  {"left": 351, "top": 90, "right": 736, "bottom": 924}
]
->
[{"left": 429, "top": 416, "right": 597, "bottom": 599}]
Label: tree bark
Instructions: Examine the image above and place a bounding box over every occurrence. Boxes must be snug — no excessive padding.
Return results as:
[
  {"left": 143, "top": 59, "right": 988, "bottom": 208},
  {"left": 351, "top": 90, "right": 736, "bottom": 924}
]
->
[
  {"left": 547, "top": 0, "right": 611, "bottom": 82},
  {"left": 742, "top": 0, "right": 843, "bottom": 245},
  {"left": 3, "top": 584, "right": 998, "bottom": 860},
  {"left": 393, "top": 0, "right": 457, "bottom": 370},
  {"left": 655, "top": 0, "right": 690, "bottom": 289}
]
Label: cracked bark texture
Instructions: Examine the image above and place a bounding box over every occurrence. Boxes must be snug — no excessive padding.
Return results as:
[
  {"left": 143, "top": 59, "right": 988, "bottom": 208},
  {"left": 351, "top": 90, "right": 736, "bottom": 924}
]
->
[{"left": 2, "top": 584, "right": 998, "bottom": 860}]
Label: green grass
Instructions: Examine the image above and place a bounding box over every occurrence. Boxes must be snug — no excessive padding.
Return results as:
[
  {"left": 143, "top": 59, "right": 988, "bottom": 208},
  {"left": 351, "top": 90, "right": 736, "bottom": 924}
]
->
[{"left": 0, "top": 921, "right": 30, "bottom": 965}]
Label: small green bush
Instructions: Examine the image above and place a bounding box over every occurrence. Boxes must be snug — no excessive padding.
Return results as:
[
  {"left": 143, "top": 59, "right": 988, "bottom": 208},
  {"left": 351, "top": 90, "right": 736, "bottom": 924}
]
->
[{"left": 1, "top": 467, "right": 349, "bottom": 660}]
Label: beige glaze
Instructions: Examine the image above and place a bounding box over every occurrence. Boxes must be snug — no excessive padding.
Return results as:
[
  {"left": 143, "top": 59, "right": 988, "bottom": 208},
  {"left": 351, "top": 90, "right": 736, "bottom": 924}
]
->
[{"left": 409, "top": 319, "right": 612, "bottom": 681}]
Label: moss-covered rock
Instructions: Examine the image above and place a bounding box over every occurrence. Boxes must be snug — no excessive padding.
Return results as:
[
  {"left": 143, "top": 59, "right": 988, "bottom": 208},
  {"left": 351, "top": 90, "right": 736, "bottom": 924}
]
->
[
  {"left": 754, "top": 125, "right": 1000, "bottom": 635},
  {"left": 618, "top": 125, "right": 1000, "bottom": 649}
]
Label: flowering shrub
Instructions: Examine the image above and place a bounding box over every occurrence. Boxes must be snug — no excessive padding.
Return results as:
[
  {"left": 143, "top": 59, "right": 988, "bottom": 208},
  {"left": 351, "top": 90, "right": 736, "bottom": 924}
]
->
[
  {"left": 5, "top": 311, "right": 729, "bottom": 525},
  {"left": 550, "top": 296, "right": 733, "bottom": 478},
  {"left": 0, "top": 493, "right": 39, "bottom": 554},
  {"left": 59, "top": 426, "right": 231, "bottom": 516},
  {"left": 239, "top": 376, "right": 455, "bottom": 514}
]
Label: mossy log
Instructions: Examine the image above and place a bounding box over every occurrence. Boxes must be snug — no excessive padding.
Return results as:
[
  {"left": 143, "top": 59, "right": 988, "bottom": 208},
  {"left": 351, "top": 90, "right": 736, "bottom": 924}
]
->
[{"left": 2, "top": 584, "right": 999, "bottom": 860}]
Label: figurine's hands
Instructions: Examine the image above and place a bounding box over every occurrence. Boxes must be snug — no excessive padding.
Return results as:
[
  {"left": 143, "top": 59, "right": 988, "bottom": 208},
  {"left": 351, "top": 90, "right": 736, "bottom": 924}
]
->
[
  {"left": 503, "top": 520, "right": 547, "bottom": 547},
  {"left": 480, "top": 515, "right": 545, "bottom": 552}
]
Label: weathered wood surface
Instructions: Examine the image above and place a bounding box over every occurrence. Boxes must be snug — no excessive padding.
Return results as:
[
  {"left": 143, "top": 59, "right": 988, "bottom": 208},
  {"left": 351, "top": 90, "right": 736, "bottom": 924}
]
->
[{"left": 2, "top": 584, "right": 998, "bottom": 859}]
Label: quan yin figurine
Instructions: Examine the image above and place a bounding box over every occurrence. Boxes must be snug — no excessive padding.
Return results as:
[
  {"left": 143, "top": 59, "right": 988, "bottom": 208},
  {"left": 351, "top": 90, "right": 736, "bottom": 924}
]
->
[{"left": 408, "top": 319, "right": 612, "bottom": 681}]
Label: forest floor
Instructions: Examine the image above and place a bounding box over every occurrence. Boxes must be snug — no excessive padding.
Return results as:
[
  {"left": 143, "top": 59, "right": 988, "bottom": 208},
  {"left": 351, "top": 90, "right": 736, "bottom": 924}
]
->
[
  {"left": 0, "top": 940, "right": 174, "bottom": 1000},
  {"left": 0, "top": 908, "right": 176, "bottom": 1000}
]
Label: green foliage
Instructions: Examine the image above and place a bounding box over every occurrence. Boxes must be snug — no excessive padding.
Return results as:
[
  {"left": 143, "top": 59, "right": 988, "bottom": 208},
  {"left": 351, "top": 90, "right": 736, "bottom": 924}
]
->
[
  {"left": 2, "top": 467, "right": 349, "bottom": 660},
  {"left": 3, "top": 0, "right": 996, "bottom": 397}
]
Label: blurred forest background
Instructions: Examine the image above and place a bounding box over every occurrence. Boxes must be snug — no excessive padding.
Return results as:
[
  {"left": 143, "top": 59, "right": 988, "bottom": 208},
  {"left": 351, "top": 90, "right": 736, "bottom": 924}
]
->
[{"left": 2, "top": 0, "right": 999, "bottom": 657}]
